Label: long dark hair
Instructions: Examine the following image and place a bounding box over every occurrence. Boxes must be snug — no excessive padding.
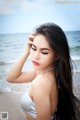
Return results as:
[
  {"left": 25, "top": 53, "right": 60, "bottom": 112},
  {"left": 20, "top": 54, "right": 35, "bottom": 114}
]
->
[{"left": 34, "top": 23, "right": 80, "bottom": 120}]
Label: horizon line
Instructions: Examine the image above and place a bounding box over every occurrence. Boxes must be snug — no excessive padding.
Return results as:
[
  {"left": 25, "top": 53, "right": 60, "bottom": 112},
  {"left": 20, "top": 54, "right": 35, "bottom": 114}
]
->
[{"left": 0, "top": 30, "right": 80, "bottom": 35}]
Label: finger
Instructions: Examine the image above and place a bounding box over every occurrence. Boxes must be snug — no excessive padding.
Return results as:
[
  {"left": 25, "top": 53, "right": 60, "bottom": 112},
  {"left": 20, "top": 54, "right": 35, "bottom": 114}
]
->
[
  {"left": 28, "top": 40, "right": 33, "bottom": 44},
  {"left": 28, "top": 35, "right": 34, "bottom": 41},
  {"left": 29, "top": 35, "right": 34, "bottom": 39},
  {"left": 29, "top": 32, "right": 35, "bottom": 38}
]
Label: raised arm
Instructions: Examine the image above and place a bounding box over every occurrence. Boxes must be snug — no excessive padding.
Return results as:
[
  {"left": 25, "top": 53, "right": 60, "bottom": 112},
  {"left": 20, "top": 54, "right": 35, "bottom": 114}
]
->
[{"left": 6, "top": 33, "right": 36, "bottom": 83}]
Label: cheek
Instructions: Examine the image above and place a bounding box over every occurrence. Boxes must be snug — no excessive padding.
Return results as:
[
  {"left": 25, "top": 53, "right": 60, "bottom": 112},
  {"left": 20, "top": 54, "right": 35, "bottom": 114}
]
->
[
  {"left": 41, "top": 54, "right": 55, "bottom": 65},
  {"left": 30, "top": 49, "right": 34, "bottom": 59},
  {"left": 48, "top": 56, "right": 54, "bottom": 64}
]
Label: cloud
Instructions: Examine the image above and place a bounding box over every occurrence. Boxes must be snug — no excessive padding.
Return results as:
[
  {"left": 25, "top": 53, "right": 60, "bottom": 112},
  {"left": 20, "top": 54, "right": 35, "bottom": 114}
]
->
[
  {"left": 0, "top": 0, "right": 54, "bottom": 15},
  {"left": 0, "top": 0, "right": 16, "bottom": 15},
  {"left": 20, "top": 0, "right": 35, "bottom": 9},
  {"left": 1, "top": 0, "right": 79, "bottom": 17},
  {"left": 20, "top": 0, "right": 49, "bottom": 10}
]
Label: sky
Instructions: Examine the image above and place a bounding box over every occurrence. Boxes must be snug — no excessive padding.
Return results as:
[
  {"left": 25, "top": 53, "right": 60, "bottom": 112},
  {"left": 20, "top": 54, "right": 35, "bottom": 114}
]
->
[{"left": 0, "top": 0, "right": 80, "bottom": 34}]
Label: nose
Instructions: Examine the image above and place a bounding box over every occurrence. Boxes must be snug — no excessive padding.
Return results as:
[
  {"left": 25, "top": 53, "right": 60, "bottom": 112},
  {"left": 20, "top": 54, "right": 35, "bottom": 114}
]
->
[{"left": 34, "top": 51, "right": 40, "bottom": 60}]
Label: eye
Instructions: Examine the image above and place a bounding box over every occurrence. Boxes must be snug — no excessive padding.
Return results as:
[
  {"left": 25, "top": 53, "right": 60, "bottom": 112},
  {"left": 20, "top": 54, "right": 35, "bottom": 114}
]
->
[
  {"left": 42, "top": 52, "right": 48, "bottom": 55},
  {"left": 32, "top": 47, "right": 36, "bottom": 51}
]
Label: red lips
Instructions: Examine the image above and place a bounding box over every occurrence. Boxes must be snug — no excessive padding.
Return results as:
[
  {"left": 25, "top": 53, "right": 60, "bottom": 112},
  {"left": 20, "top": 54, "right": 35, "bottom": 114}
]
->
[{"left": 32, "top": 61, "right": 40, "bottom": 66}]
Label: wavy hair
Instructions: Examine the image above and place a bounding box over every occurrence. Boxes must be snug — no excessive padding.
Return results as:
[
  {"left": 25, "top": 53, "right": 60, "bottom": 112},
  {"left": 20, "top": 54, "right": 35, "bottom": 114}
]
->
[{"left": 34, "top": 23, "right": 80, "bottom": 120}]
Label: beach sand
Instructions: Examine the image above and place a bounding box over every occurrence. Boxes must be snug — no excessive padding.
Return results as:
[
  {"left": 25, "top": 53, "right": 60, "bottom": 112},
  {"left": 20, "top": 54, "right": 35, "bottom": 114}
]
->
[{"left": 0, "top": 92, "right": 26, "bottom": 120}]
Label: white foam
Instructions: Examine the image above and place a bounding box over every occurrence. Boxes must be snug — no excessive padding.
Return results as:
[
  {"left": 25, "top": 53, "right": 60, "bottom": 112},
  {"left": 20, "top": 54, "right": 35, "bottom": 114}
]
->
[
  {"left": 0, "top": 87, "right": 11, "bottom": 93},
  {"left": 71, "top": 56, "right": 80, "bottom": 61}
]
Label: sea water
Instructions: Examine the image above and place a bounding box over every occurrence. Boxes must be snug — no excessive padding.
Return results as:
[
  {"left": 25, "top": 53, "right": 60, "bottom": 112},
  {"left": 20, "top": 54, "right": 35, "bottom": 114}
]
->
[{"left": 0, "top": 31, "right": 80, "bottom": 94}]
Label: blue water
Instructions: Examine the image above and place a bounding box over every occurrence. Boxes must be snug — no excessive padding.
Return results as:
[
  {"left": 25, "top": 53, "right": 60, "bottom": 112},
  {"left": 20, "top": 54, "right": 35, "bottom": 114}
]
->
[{"left": 0, "top": 31, "right": 80, "bottom": 93}]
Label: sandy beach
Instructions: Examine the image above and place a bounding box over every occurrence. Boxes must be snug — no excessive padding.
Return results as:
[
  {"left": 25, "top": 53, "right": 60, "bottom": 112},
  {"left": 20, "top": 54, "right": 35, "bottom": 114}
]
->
[{"left": 0, "top": 92, "right": 26, "bottom": 120}]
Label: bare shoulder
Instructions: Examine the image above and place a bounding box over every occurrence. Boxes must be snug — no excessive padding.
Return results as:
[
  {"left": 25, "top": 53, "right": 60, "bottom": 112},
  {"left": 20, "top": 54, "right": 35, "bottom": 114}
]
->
[
  {"left": 32, "top": 72, "right": 56, "bottom": 96},
  {"left": 32, "top": 72, "right": 58, "bottom": 105}
]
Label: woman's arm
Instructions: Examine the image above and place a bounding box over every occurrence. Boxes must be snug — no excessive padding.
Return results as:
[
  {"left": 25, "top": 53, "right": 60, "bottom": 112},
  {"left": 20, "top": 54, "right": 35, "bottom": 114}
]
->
[{"left": 6, "top": 33, "right": 36, "bottom": 83}]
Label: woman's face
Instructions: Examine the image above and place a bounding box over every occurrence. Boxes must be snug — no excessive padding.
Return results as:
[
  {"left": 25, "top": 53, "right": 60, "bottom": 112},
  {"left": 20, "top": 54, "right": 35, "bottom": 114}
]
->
[{"left": 30, "top": 34, "right": 56, "bottom": 70}]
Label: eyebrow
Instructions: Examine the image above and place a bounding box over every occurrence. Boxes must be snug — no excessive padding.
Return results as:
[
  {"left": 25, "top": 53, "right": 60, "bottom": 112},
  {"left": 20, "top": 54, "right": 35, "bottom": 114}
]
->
[{"left": 32, "top": 44, "right": 50, "bottom": 51}]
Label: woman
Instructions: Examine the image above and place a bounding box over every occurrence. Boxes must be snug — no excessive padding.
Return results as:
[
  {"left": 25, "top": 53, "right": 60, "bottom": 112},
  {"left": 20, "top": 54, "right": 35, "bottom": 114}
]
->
[{"left": 7, "top": 23, "right": 80, "bottom": 120}]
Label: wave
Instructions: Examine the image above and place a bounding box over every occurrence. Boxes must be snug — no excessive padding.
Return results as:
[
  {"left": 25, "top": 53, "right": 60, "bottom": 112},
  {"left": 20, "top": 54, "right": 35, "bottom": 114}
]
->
[
  {"left": 73, "top": 69, "right": 80, "bottom": 73},
  {"left": 0, "top": 84, "right": 29, "bottom": 94},
  {"left": 71, "top": 56, "right": 80, "bottom": 61},
  {"left": 71, "top": 46, "right": 80, "bottom": 51},
  {"left": 0, "top": 59, "right": 17, "bottom": 65},
  {"left": 0, "top": 61, "right": 6, "bottom": 65},
  {"left": 0, "top": 87, "right": 24, "bottom": 94},
  {"left": 0, "top": 87, "right": 12, "bottom": 93},
  {"left": 0, "top": 58, "right": 30, "bottom": 66}
]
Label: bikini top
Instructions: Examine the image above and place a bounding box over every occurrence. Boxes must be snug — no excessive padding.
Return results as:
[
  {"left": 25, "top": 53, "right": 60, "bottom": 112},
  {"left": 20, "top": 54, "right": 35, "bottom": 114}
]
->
[
  {"left": 20, "top": 87, "right": 36, "bottom": 118},
  {"left": 20, "top": 87, "right": 55, "bottom": 119}
]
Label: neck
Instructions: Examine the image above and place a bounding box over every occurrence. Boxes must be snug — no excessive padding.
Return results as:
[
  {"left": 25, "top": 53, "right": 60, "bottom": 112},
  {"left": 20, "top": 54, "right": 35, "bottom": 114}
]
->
[{"left": 37, "top": 65, "right": 54, "bottom": 76}]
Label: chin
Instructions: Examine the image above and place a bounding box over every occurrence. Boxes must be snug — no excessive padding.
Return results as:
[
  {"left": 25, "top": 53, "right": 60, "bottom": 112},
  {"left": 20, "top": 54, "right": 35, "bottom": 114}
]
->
[
  {"left": 33, "top": 66, "right": 40, "bottom": 70},
  {"left": 33, "top": 66, "right": 43, "bottom": 71}
]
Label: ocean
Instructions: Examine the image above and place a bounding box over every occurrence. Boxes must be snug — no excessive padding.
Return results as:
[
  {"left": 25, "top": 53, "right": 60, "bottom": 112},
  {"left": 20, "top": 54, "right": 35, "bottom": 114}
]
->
[{"left": 0, "top": 31, "right": 80, "bottom": 95}]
